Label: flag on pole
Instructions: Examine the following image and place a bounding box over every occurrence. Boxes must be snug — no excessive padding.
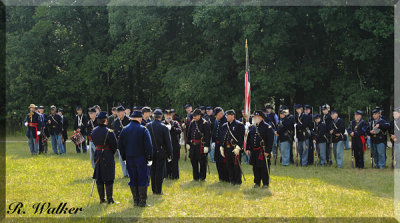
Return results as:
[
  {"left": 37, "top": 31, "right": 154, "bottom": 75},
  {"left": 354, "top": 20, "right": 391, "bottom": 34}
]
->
[{"left": 244, "top": 39, "right": 251, "bottom": 151}]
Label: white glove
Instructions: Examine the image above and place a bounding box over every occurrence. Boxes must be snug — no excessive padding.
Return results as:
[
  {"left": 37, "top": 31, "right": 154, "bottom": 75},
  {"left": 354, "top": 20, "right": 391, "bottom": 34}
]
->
[
  {"left": 220, "top": 146, "right": 225, "bottom": 158},
  {"left": 233, "top": 145, "right": 241, "bottom": 156},
  {"left": 186, "top": 144, "right": 190, "bottom": 150},
  {"left": 294, "top": 123, "right": 297, "bottom": 128},
  {"left": 167, "top": 124, "right": 172, "bottom": 130},
  {"left": 24, "top": 122, "right": 28, "bottom": 127},
  {"left": 37, "top": 131, "right": 41, "bottom": 135},
  {"left": 167, "top": 157, "right": 172, "bottom": 162},
  {"left": 124, "top": 161, "right": 127, "bottom": 166},
  {"left": 147, "top": 161, "right": 153, "bottom": 166},
  {"left": 245, "top": 122, "right": 251, "bottom": 128},
  {"left": 203, "top": 147, "right": 209, "bottom": 153}
]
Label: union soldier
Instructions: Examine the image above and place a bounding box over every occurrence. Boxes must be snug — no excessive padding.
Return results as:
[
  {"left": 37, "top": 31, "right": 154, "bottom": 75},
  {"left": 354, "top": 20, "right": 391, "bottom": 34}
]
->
[
  {"left": 276, "top": 106, "right": 294, "bottom": 166},
  {"left": 264, "top": 104, "right": 278, "bottom": 163},
  {"left": 125, "top": 107, "right": 131, "bottom": 117},
  {"left": 212, "top": 107, "right": 229, "bottom": 182},
  {"left": 304, "top": 105, "right": 315, "bottom": 164},
  {"left": 203, "top": 106, "right": 215, "bottom": 162},
  {"left": 182, "top": 104, "right": 193, "bottom": 161},
  {"left": 186, "top": 108, "right": 211, "bottom": 181},
  {"left": 47, "top": 105, "right": 64, "bottom": 155},
  {"left": 58, "top": 108, "right": 68, "bottom": 154},
  {"left": 91, "top": 112, "right": 118, "bottom": 204},
  {"left": 38, "top": 105, "right": 48, "bottom": 154},
  {"left": 24, "top": 104, "right": 42, "bottom": 155},
  {"left": 348, "top": 110, "right": 368, "bottom": 169},
  {"left": 220, "top": 110, "right": 245, "bottom": 185},
  {"left": 368, "top": 108, "right": 390, "bottom": 169},
  {"left": 199, "top": 106, "right": 206, "bottom": 116},
  {"left": 74, "top": 106, "right": 88, "bottom": 153},
  {"left": 93, "top": 105, "right": 101, "bottom": 115},
  {"left": 312, "top": 114, "right": 327, "bottom": 165},
  {"left": 390, "top": 107, "right": 400, "bottom": 168},
  {"left": 141, "top": 107, "right": 152, "bottom": 126},
  {"left": 113, "top": 105, "right": 130, "bottom": 177},
  {"left": 108, "top": 107, "right": 118, "bottom": 128},
  {"left": 163, "top": 109, "right": 182, "bottom": 179},
  {"left": 246, "top": 111, "right": 274, "bottom": 188},
  {"left": 321, "top": 104, "right": 333, "bottom": 165},
  {"left": 329, "top": 110, "right": 345, "bottom": 168},
  {"left": 119, "top": 110, "right": 153, "bottom": 207},
  {"left": 146, "top": 109, "right": 173, "bottom": 194},
  {"left": 87, "top": 107, "right": 98, "bottom": 169},
  {"left": 294, "top": 104, "right": 312, "bottom": 166},
  {"left": 171, "top": 108, "right": 181, "bottom": 123}
]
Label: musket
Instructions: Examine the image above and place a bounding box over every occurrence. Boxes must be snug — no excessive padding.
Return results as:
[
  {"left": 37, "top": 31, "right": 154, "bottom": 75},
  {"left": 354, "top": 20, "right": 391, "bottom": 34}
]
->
[
  {"left": 350, "top": 122, "right": 355, "bottom": 168},
  {"left": 274, "top": 134, "right": 279, "bottom": 166},
  {"left": 314, "top": 140, "right": 318, "bottom": 166},
  {"left": 183, "top": 116, "right": 188, "bottom": 162},
  {"left": 294, "top": 124, "right": 299, "bottom": 166}
]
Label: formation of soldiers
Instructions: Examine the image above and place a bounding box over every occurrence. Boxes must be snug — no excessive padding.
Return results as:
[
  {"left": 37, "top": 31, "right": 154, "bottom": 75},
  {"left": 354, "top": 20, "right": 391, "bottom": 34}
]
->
[{"left": 24, "top": 102, "right": 400, "bottom": 207}]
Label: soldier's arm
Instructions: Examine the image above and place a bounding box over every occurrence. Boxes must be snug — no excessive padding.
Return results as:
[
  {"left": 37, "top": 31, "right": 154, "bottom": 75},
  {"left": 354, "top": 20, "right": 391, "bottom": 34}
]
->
[
  {"left": 108, "top": 131, "right": 118, "bottom": 154},
  {"left": 143, "top": 128, "right": 153, "bottom": 161},
  {"left": 118, "top": 131, "right": 126, "bottom": 161},
  {"left": 379, "top": 120, "right": 390, "bottom": 131},
  {"left": 265, "top": 127, "right": 274, "bottom": 154},
  {"left": 204, "top": 122, "right": 211, "bottom": 147},
  {"left": 173, "top": 121, "right": 182, "bottom": 135},
  {"left": 186, "top": 122, "right": 192, "bottom": 144},
  {"left": 390, "top": 120, "right": 394, "bottom": 135},
  {"left": 237, "top": 123, "right": 245, "bottom": 149},
  {"left": 164, "top": 126, "right": 173, "bottom": 158}
]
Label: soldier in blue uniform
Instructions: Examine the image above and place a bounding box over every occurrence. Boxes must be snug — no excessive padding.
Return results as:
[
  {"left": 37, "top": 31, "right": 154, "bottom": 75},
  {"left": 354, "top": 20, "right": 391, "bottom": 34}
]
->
[
  {"left": 113, "top": 105, "right": 130, "bottom": 177},
  {"left": 212, "top": 107, "right": 229, "bottom": 182},
  {"left": 182, "top": 104, "right": 193, "bottom": 161},
  {"left": 24, "top": 104, "right": 42, "bottom": 155},
  {"left": 220, "top": 110, "right": 245, "bottom": 185},
  {"left": 246, "top": 111, "right": 274, "bottom": 188},
  {"left": 163, "top": 109, "right": 182, "bottom": 179},
  {"left": 203, "top": 106, "right": 215, "bottom": 162},
  {"left": 171, "top": 109, "right": 181, "bottom": 123},
  {"left": 294, "top": 104, "right": 311, "bottom": 166},
  {"left": 321, "top": 104, "right": 333, "bottom": 165},
  {"left": 47, "top": 105, "right": 64, "bottom": 155},
  {"left": 276, "top": 106, "right": 294, "bottom": 166},
  {"left": 329, "top": 110, "right": 345, "bottom": 168},
  {"left": 74, "top": 106, "right": 88, "bottom": 153},
  {"left": 264, "top": 104, "right": 278, "bottom": 163},
  {"left": 141, "top": 107, "right": 152, "bottom": 126},
  {"left": 38, "top": 105, "right": 48, "bottom": 154},
  {"left": 368, "top": 108, "right": 390, "bottom": 169},
  {"left": 390, "top": 107, "right": 400, "bottom": 168},
  {"left": 58, "top": 108, "right": 68, "bottom": 154},
  {"left": 348, "top": 110, "right": 368, "bottom": 169},
  {"left": 304, "top": 105, "right": 315, "bottom": 164},
  {"left": 146, "top": 109, "right": 173, "bottom": 194},
  {"left": 91, "top": 112, "right": 118, "bottom": 204},
  {"left": 119, "top": 110, "right": 153, "bottom": 207},
  {"left": 187, "top": 109, "right": 211, "bottom": 181},
  {"left": 311, "top": 114, "right": 328, "bottom": 165},
  {"left": 87, "top": 107, "right": 98, "bottom": 169}
]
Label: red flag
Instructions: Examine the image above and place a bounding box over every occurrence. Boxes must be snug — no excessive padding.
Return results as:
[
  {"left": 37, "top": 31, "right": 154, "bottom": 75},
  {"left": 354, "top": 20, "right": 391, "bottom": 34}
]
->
[{"left": 244, "top": 39, "right": 251, "bottom": 151}]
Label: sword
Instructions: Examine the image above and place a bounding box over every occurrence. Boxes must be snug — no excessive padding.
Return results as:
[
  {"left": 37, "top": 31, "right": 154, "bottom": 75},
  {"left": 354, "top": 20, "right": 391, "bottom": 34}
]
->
[{"left": 237, "top": 156, "right": 246, "bottom": 182}]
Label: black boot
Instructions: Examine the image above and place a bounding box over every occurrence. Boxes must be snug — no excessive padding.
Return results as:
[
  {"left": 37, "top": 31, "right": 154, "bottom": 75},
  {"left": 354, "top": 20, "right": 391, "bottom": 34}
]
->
[
  {"left": 106, "top": 184, "right": 118, "bottom": 204},
  {"left": 138, "top": 186, "right": 150, "bottom": 207},
  {"left": 96, "top": 183, "right": 105, "bottom": 204},
  {"left": 130, "top": 185, "right": 139, "bottom": 206}
]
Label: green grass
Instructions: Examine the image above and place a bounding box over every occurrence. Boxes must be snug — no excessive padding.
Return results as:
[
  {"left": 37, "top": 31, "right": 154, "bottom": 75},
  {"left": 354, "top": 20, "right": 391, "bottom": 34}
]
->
[{"left": 5, "top": 136, "right": 396, "bottom": 220}]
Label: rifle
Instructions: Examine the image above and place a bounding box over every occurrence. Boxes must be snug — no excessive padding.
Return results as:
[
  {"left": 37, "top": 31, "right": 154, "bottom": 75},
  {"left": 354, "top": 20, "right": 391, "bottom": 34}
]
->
[
  {"left": 274, "top": 135, "right": 278, "bottom": 165},
  {"left": 294, "top": 124, "right": 299, "bottom": 166},
  {"left": 314, "top": 140, "right": 318, "bottom": 166},
  {"left": 183, "top": 117, "right": 188, "bottom": 162},
  {"left": 350, "top": 122, "right": 355, "bottom": 168}
]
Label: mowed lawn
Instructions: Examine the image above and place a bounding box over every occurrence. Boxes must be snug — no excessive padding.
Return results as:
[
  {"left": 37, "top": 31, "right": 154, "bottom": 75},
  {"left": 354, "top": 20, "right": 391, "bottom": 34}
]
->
[{"left": 5, "top": 136, "right": 395, "bottom": 219}]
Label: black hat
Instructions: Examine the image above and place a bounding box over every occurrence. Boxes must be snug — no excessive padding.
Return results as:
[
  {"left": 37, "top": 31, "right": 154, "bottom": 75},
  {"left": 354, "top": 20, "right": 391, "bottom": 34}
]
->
[
  {"left": 97, "top": 111, "right": 107, "bottom": 119},
  {"left": 355, "top": 110, "right": 363, "bottom": 115},
  {"left": 39, "top": 105, "right": 44, "bottom": 109},
  {"left": 192, "top": 109, "right": 202, "bottom": 116},
  {"left": 206, "top": 106, "right": 213, "bottom": 111},
  {"left": 58, "top": 108, "right": 64, "bottom": 113},
  {"left": 117, "top": 106, "right": 125, "bottom": 112},
  {"left": 184, "top": 104, "right": 192, "bottom": 109},
  {"left": 372, "top": 108, "right": 381, "bottom": 114},
  {"left": 93, "top": 105, "right": 100, "bottom": 110},
  {"left": 279, "top": 107, "right": 289, "bottom": 115},
  {"left": 164, "top": 109, "right": 173, "bottom": 114},
  {"left": 225, "top": 110, "right": 236, "bottom": 116},
  {"left": 304, "top": 104, "right": 311, "bottom": 109},
  {"left": 264, "top": 104, "right": 273, "bottom": 109},
  {"left": 214, "top": 107, "right": 223, "bottom": 116},
  {"left": 132, "top": 106, "right": 139, "bottom": 111},
  {"left": 35, "top": 106, "right": 39, "bottom": 109},
  {"left": 130, "top": 110, "right": 142, "bottom": 118},
  {"left": 142, "top": 107, "right": 152, "bottom": 113},
  {"left": 313, "top": 114, "right": 321, "bottom": 119},
  {"left": 331, "top": 110, "right": 338, "bottom": 114},
  {"left": 154, "top": 109, "right": 163, "bottom": 116},
  {"left": 199, "top": 106, "right": 205, "bottom": 110},
  {"left": 88, "top": 107, "right": 96, "bottom": 113},
  {"left": 76, "top": 106, "right": 82, "bottom": 110},
  {"left": 253, "top": 110, "right": 264, "bottom": 117},
  {"left": 295, "top": 104, "right": 303, "bottom": 109},
  {"left": 50, "top": 105, "right": 57, "bottom": 110}
]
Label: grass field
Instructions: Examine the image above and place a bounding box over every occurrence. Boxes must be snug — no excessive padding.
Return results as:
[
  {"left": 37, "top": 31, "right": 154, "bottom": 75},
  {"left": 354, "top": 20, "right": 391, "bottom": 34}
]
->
[{"left": 4, "top": 136, "right": 397, "bottom": 221}]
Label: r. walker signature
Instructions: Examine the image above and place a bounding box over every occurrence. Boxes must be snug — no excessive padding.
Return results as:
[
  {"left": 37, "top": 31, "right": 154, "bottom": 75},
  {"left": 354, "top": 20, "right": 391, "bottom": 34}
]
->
[{"left": 7, "top": 202, "right": 84, "bottom": 215}]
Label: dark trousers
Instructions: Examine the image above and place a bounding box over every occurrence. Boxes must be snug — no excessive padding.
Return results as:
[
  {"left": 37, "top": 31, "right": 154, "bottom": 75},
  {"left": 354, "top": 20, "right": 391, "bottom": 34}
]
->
[
  {"left": 191, "top": 154, "right": 207, "bottom": 181},
  {"left": 38, "top": 135, "right": 44, "bottom": 153},
  {"left": 151, "top": 152, "right": 166, "bottom": 194},
  {"left": 308, "top": 138, "right": 314, "bottom": 164},
  {"left": 215, "top": 144, "right": 229, "bottom": 182},
  {"left": 253, "top": 164, "right": 269, "bottom": 186},
  {"left": 290, "top": 142, "right": 294, "bottom": 164},
  {"left": 353, "top": 140, "right": 364, "bottom": 169},
  {"left": 225, "top": 148, "right": 242, "bottom": 185},
  {"left": 167, "top": 148, "right": 179, "bottom": 179}
]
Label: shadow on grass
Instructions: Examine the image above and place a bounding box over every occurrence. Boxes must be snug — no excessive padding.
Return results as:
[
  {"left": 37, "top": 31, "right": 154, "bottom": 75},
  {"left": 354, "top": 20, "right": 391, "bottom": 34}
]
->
[{"left": 242, "top": 187, "right": 272, "bottom": 200}]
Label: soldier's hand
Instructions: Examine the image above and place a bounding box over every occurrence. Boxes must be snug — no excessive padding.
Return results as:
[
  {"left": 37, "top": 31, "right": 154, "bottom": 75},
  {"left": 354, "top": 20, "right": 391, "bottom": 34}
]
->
[
  {"left": 166, "top": 124, "right": 172, "bottom": 130},
  {"left": 245, "top": 150, "right": 250, "bottom": 156},
  {"left": 147, "top": 161, "right": 153, "bottom": 166},
  {"left": 233, "top": 146, "right": 240, "bottom": 156},
  {"left": 37, "top": 131, "right": 41, "bottom": 135},
  {"left": 370, "top": 130, "right": 375, "bottom": 135},
  {"left": 375, "top": 124, "right": 380, "bottom": 129},
  {"left": 167, "top": 156, "right": 172, "bottom": 162},
  {"left": 330, "top": 130, "right": 333, "bottom": 134},
  {"left": 203, "top": 147, "right": 209, "bottom": 153},
  {"left": 264, "top": 152, "right": 270, "bottom": 158},
  {"left": 335, "top": 133, "right": 340, "bottom": 137},
  {"left": 350, "top": 132, "right": 354, "bottom": 137},
  {"left": 48, "top": 120, "right": 51, "bottom": 124},
  {"left": 313, "top": 140, "right": 317, "bottom": 144},
  {"left": 186, "top": 144, "right": 190, "bottom": 150},
  {"left": 275, "top": 132, "right": 279, "bottom": 136},
  {"left": 77, "top": 128, "right": 81, "bottom": 132},
  {"left": 220, "top": 146, "right": 225, "bottom": 158},
  {"left": 24, "top": 122, "right": 28, "bottom": 127}
]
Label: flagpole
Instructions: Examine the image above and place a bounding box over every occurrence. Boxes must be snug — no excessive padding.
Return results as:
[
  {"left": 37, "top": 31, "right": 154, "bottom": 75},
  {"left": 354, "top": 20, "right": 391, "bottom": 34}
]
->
[{"left": 244, "top": 39, "right": 250, "bottom": 152}]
